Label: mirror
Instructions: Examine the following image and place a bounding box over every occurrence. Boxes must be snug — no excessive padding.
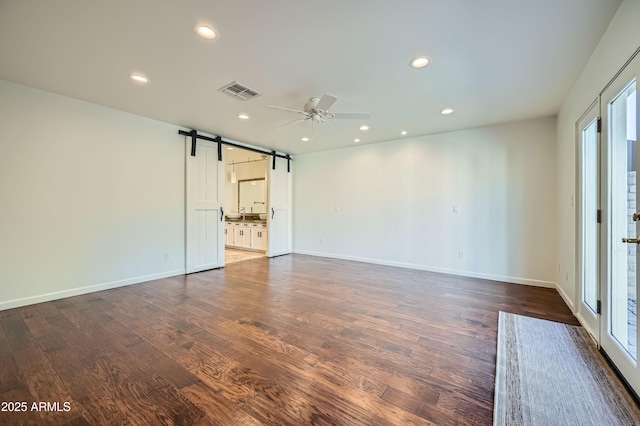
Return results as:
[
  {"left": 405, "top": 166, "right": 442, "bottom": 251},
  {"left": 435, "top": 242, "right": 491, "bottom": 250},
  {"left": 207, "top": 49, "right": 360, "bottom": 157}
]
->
[{"left": 238, "top": 178, "right": 266, "bottom": 213}]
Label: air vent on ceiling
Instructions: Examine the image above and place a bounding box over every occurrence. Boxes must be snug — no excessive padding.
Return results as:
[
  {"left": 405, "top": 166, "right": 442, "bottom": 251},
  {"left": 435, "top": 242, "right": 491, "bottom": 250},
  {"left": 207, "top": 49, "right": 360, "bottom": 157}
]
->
[{"left": 218, "top": 81, "right": 262, "bottom": 101}]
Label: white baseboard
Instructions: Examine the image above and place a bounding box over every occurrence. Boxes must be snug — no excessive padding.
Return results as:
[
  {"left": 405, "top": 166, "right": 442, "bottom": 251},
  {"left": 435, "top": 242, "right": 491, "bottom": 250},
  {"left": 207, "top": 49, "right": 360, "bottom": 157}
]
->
[
  {"left": 292, "top": 249, "right": 556, "bottom": 288},
  {"left": 555, "top": 282, "right": 575, "bottom": 312},
  {"left": 0, "top": 269, "right": 186, "bottom": 311},
  {"left": 1, "top": 251, "right": 561, "bottom": 311}
]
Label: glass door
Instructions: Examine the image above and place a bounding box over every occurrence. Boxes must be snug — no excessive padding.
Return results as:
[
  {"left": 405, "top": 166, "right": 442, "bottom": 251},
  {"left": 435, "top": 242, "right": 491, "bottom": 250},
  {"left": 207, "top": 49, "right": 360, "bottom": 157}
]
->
[
  {"left": 577, "top": 101, "right": 601, "bottom": 341},
  {"left": 601, "top": 54, "right": 639, "bottom": 395}
]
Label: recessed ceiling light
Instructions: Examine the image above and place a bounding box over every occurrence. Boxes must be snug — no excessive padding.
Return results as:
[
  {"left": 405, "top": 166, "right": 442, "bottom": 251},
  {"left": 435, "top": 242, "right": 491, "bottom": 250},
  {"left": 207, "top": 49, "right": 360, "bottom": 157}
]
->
[
  {"left": 359, "top": 125, "right": 369, "bottom": 131},
  {"left": 195, "top": 25, "right": 218, "bottom": 40},
  {"left": 441, "top": 108, "right": 454, "bottom": 115},
  {"left": 354, "top": 138, "right": 360, "bottom": 143},
  {"left": 301, "top": 137, "right": 310, "bottom": 142},
  {"left": 401, "top": 130, "right": 408, "bottom": 135},
  {"left": 226, "top": 147, "right": 233, "bottom": 150},
  {"left": 238, "top": 113, "right": 249, "bottom": 120},
  {"left": 130, "top": 73, "right": 148, "bottom": 84},
  {"left": 410, "top": 56, "right": 431, "bottom": 69}
]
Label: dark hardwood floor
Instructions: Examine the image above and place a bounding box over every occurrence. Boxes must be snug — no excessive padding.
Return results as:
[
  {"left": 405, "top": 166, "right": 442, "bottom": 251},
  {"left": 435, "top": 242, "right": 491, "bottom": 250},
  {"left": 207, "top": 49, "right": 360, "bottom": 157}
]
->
[{"left": 0, "top": 254, "right": 578, "bottom": 425}]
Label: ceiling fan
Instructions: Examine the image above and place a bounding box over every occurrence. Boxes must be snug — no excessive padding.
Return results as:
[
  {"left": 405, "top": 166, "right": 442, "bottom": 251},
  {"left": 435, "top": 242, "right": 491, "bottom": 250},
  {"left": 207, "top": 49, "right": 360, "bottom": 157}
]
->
[{"left": 267, "top": 94, "right": 370, "bottom": 138}]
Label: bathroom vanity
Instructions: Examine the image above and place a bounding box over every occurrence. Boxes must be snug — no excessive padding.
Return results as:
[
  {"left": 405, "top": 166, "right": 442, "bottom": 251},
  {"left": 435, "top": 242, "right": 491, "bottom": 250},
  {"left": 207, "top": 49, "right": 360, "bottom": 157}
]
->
[{"left": 225, "top": 219, "right": 268, "bottom": 252}]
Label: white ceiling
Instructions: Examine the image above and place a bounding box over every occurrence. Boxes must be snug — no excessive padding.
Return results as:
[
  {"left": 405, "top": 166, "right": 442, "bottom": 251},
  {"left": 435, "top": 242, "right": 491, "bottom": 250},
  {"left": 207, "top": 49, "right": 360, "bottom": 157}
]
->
[{"left": 0, "top": 0, "right": 622, "bottom": 155}]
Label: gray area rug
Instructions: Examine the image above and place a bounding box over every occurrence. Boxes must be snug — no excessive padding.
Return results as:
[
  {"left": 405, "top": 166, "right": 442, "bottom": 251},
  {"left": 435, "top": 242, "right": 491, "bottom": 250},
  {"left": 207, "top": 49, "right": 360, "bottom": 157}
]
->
[{"left": 494, "top": 312, "right": 640, "bottom": 425}]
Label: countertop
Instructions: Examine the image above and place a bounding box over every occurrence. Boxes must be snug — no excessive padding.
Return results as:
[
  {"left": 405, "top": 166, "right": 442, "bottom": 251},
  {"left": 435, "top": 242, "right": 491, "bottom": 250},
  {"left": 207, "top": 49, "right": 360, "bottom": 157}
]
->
[{"left": 225, "top": 219, "right": 267, "bottom": 225}]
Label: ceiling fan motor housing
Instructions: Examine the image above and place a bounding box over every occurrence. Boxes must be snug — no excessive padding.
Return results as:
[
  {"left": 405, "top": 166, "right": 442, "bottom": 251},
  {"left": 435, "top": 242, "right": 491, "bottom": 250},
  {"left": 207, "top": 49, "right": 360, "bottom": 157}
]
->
[{"left": 304, "top": 97, "right": 320, "bottom": 112}]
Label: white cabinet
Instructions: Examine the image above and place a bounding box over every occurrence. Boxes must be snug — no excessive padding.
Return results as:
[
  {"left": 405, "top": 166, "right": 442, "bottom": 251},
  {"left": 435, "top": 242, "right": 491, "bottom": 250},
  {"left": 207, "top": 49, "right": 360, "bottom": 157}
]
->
[
  {"left": 250, "top": 223, "right": 268, "bottom": 251},
  {"left": 225, "top": 222, "right": 235, "bottom": 246},
  {"left": 240, "top": 223, "right": 252, "bottom": 247},
  {"left": 225, "top": 222, "right": 267, "bottom": 252}
]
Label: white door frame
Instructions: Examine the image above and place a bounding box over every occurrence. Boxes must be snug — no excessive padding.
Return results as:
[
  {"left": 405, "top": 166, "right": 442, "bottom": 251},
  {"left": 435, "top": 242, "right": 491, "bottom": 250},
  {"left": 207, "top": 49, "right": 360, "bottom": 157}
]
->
[{"left": 576, "top": 99, "right": 601, "bottom": 341}]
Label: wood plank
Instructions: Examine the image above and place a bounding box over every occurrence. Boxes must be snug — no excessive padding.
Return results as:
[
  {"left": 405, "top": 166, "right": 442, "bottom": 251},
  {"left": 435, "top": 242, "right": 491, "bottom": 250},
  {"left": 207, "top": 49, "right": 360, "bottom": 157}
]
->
[
  {"left": 0, "top": 309, "right": 37, "bottom": 352},
  {"left": 239, "top": 380, "right": 345, "bottom": 426},
  {"left": 17, "top": 306, "right": 55, "bottom": 338},
  {"left": 187, "top": 358, "right": 272, "bottom": 406},
  {"left": 287, "top": 352, "right": 389, "bottom": 398},
  {"left": 90, "top": 358, "right": 175, "bottom": 425},
  {"left": 34, "top": 301, "right": 61, "bottom": 319},
  {"left": 137, "top": 373, "right": 207, "bottom": 425},
  {"left": 13, "top": 346, "right": 82, "bottom": 425},
  {"left": 74, "top": 395, "right": 130, "bottom": 426},
  {"left": 44, "top": 314, "right": 110, "bottom": 366},
  {"left": 125, "top": 340, "right": 199, "bottom": 388},
  {"left": 0, "top": 386, "right": 43, "bottom": 425},
  {"left": 436, "top": 389, "right": 494, "bottom": 425},
  {"left": 0, "top": 338, "right": 24, "bottom": 394},
  {"left": 180, "top": 380, "right": 251, "bottom": 426},
  {"left": 44, "top": 345, "right": 129, "bottom": 425}
]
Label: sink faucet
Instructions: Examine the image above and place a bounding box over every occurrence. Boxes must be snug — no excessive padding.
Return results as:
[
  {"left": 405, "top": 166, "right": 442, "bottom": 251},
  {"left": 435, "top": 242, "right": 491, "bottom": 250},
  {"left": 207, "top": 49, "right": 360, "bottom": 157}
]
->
[{"left": 240, "top": 207, "right": 245, "bottom": 221}]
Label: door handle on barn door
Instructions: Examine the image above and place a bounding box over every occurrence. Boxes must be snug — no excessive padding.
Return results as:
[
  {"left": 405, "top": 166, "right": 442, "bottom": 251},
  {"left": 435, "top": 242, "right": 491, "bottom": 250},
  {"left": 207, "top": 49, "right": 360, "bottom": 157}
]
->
[
  {"left": 271, "top": 207, "right": 275, "bottom": 220},
  {"left": 220, "top": 208, "right": 224, "bottom": 222}
]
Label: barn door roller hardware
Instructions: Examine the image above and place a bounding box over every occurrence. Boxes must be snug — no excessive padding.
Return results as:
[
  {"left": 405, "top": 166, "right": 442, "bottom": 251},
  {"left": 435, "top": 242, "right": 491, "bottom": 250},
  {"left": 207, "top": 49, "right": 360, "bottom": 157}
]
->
[{"left": 178, "top": 129, "right": 291, "bottom": 172}]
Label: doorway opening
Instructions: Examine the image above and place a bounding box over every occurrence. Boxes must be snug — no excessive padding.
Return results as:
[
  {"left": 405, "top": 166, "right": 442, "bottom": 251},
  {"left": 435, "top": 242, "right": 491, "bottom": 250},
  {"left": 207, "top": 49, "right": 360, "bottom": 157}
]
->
[{"left": 224, "top": 147, "right": 269, "bottom": 264}]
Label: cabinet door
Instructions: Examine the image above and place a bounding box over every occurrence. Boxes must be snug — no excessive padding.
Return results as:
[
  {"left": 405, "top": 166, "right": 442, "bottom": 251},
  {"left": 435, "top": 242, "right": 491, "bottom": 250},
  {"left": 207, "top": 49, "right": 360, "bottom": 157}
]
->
[
  {"left": 249, "top": 224, "right": 260, "bottom": 249},
  {"left": 241, "top": 225, "right": 252, "bottom": 248},
  {"left": 225, "top": 224, "right": 234, "bottom": 246},
  {"left": 231, "top": 224, "right": 242, "bottom": 247},
  {"left": 255, "top": 227, "right": 268, "bottom": 251}
]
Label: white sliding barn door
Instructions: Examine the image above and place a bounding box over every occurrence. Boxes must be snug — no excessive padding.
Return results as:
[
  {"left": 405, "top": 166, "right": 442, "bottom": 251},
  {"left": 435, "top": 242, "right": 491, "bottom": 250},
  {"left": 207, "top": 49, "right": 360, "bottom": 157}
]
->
[
  {"left": 185, "top": 137, "right": 225, "bottom": 273},
  {"left": 268, "top": 156, "right": 292, "bottom": 257}
]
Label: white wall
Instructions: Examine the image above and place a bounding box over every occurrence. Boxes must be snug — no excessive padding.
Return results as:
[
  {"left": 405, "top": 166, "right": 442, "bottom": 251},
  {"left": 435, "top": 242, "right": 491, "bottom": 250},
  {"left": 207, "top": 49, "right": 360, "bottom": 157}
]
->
[
  {"left": 0, "top": 80, "right": 185, "bottom": 310},
  {"left": 293, "top": 116, "right": 557, "bottom": 286},
  {"left": 557, "top": 0, "right": 640, "bottom": 309}
]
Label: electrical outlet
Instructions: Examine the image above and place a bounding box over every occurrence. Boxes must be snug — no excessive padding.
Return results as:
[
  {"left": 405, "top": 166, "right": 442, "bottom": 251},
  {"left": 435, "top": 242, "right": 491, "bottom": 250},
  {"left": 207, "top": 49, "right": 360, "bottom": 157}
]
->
[
  {"left": 164, "top": 252, "right": 170, "bottom": 260},
  {"left": 453, "top": 205, "right": 459, "bottom": 214},
  {"left": 458, "top": 251, "right": 464, "bottom": 260},
  {"left": 320, "top": 238, "right": 325, "bottom": 245}
]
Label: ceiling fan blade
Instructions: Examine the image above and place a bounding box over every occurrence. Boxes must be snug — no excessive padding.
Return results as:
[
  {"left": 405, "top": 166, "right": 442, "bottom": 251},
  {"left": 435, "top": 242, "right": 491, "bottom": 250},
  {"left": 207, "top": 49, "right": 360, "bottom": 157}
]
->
[
  {"left": 277, "top": 117, "right": 307, "bottom": 128},
  {"left": 266, "top": 105, "right": 306, "bottom": 114},
  {"left": 325, "top": 119, "right": 337, "bottom": 130},
  {"left": 315, "top": 94, "right": 338, "bottom": 111},
  {"left": 331, "top": 112, "right": 371, "bottom": 120}
]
